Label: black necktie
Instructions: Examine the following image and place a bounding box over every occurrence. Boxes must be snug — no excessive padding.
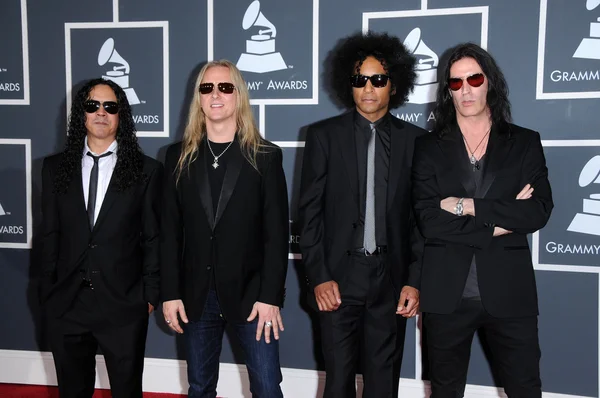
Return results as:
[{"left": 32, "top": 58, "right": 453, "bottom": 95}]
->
[{"left": 86, "top": 151, "right": 113, "bottom": 228}]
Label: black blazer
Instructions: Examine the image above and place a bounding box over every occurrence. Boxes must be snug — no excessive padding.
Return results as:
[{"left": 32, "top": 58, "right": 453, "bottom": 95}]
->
[
  {"left": 39, "top": 153, "right": 162, "bottom": 325},
  {"left": 412, "top": 123, "right": 553, "bottom": 318},
  {"left": 160, "top": 138, "right": 289, "bottom": 322},
  {"left": 299, "top": 112, "right": 426, "bottom": 309}
]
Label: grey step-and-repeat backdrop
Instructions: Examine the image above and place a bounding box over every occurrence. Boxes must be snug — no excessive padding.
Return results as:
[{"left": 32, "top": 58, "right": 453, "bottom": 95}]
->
[{"left": 1, "top": 0, "right": 599, "bottom": 396}]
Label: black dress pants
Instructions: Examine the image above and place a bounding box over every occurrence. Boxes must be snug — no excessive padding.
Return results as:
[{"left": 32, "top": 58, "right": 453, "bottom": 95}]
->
[
  {"left": 48, "top": 286, "right": 149, "bottom": 398},
  {"left": 424, "top": 298, "right": 541, "bottom": 398},
  {"left": 319, "top": 253, "right": 407, "bottom": 398}
]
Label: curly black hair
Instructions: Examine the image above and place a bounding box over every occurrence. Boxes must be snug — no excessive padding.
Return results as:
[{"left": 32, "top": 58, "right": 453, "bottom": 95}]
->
[
  {"left": 329, "top": 31, "right": 417, "bottom": 109},
  {"left": 433, "top": 43, "right": 512, "bottom": 136},
  {"left": 53, "top": 78, "right": 145, "bottom": 194}
]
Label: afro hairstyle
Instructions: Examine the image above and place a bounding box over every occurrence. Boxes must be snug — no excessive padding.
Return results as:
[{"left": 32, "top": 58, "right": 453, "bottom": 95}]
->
[{"left": 329, "top": 31, "right": 417, "bottom": 109}]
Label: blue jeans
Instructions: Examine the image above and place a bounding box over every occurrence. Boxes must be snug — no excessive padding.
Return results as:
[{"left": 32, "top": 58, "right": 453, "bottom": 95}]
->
[{"left": 185, "top": 290, "right": 283, "bottom": 398}]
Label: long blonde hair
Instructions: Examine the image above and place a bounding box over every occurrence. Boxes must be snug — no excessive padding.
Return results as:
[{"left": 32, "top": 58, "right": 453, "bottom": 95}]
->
[{"left": 176, "top": 60, "right": 266, "bottom": 182}]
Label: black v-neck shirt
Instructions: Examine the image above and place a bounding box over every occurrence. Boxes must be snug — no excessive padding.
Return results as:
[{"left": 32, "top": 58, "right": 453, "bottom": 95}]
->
[{"left": 206, "top": 139, "right": 233, "bottom": 214}]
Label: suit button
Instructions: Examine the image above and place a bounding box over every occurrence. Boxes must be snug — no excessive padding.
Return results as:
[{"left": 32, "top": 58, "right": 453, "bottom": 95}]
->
[
  {"left": 210, "top": 235, "right": 215, "bottom": 240},
  {"left": 88, "top": 244, "right": 97, "bottom": 249},
  {"left": 207, "top": 266, "right": 211, "bottom": 270},
  {"left": 346, "top": 250, "right": 351, "bottom": 256}
]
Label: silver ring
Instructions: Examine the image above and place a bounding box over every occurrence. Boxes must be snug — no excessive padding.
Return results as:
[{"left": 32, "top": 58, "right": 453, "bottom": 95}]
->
[
  {"left": 165, "top": 320, "right": 171, "bottom": 324},
  {"left": 265, "top": 321, "right": 273, "bottom": 328}
]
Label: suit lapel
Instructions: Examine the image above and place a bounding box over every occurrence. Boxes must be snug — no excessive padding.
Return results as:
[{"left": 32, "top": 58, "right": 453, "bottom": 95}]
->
[
  {"left": 91, "top": 176, "right": 118, "bottom": 234},
  {"left": 70, "top": 165, "right": 92, "bottom": 235},
  {"left": 479, "top": 124, "right": 515, "bottom": 198},
  {"left": 336, "top": 112, "right": 359, "bottom": 206},
  {"left": 436, "top": 128, "right": 472, "bottom": 196},
  {"left": 386, "top": 117, "right": 407, "bottom": 212},
  {"left": 214, "top": 139, "right": 242, "bottom": 227},
  {"left": 197, "top": 142, "right": 216, "bottom": 229}
]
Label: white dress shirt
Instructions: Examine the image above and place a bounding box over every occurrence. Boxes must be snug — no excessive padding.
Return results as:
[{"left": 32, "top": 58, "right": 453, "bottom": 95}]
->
[{"left": 82, "top": 137, "right": 118, "bottom": 226}]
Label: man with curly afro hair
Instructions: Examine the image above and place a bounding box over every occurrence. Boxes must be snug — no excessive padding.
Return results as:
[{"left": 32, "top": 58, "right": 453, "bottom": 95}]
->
[
  {"left": 39, "top": 78, "right": 162, "bottom": 397},
  {"left": 299, "top": 31, "right": 426, "bottom": 397}
]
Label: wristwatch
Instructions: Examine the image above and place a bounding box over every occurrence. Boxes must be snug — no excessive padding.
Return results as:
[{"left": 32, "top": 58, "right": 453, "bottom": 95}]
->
[{"left": 455, "top": 197, "right": 465, "bottom": 216}]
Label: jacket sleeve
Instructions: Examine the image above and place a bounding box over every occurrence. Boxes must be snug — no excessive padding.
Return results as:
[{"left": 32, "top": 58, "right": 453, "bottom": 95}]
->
[
  {"left": 141, "top": 161, "right": 163, "bottom": 308},
  {"left": 474, "top": 131, "right": 553, "bottom": 234},
  {"left": 298, "top": 126, "right": 333, "bottom": 288},
  {"left": 412, "top": 137, "right": 495, "bottom": 249},
  {"left": 160, "top": 146, "right": 184, "bottom": 302},
  {"left": 39, "top": 158, "right": 59, "bottom": 303},
  {"left": 258, "top": 148, "right": 290, "bottom": 307}
]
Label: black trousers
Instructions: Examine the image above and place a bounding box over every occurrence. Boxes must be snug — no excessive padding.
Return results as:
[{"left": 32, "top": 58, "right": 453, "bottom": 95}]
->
[
  {"left": 48, "top": 286, "right": 149, "bottom": 398},
  {"left": 319, "top": 254, "right": 407, "bottom": 398},
  {"left": 424, "top": 298, "right": 541, "bottom": 398}
]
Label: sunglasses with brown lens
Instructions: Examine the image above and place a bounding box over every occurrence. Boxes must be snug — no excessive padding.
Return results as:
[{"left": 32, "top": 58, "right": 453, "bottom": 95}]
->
[{"left": 199, "top": 82, "right": 236, "bottom": 95}]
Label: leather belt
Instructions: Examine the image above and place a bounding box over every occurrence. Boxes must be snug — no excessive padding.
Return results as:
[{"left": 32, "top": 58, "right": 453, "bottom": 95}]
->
[
  {"left": 80, "top": 279, "right": 94, "bottom": 289},
  {"left": 350, "top": 246, "right": 388, "bottom": 256}
]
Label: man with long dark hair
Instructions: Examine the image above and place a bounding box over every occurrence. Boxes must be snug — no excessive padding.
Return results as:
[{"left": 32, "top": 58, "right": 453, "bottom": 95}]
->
[
  {"left": 412, "top": 43, "right": 553, "bottom": 397},
  {"left": 298, "top": 31, "right": 425, "bottom": 397},
  {"left": 39, "top": 78, "right": 162, "bottom": 397}
]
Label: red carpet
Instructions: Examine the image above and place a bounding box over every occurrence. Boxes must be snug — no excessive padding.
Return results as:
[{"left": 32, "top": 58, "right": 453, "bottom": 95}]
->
[{"left": 0, "top": 384, "right": 186, "bottom": 397}]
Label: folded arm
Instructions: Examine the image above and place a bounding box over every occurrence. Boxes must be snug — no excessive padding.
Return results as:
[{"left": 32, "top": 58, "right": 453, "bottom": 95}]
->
[{"left": 412, "top": 139, "right": 494, "bottom": 249}]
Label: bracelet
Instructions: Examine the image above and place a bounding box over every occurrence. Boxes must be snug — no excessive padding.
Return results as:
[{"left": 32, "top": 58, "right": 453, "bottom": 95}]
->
[{"left": 455, "top": 197, "right": 465, "bottom": 216}]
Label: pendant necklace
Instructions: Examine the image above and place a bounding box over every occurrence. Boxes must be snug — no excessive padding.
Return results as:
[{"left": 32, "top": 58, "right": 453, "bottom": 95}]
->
[
  {"left": 461, "top": 127, "right": 491, "bottom": 171},
  {"left": 207, "top": 138, "right": 234, "bottom": 169}
]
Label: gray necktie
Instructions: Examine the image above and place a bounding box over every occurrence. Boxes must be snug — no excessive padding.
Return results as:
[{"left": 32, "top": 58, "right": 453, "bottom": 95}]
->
[{"left": 363, "top": 124, "right": 376, "bottom": 253}]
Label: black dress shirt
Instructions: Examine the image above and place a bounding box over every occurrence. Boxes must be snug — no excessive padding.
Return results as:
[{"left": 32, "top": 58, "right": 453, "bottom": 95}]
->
[{"left": 462, "top": 150, "right": 487, "bottom": 299}]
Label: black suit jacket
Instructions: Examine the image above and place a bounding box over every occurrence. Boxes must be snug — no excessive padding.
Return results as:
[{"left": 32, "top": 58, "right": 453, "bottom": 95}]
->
[
  {"left": 160, "top": 138, "right": 289, "bottom": 322},
  {"left": 299, "top": 112, "right": 426, "bottom": 309},
  {"left": 39, "top": 153, "right": 162, "bottom": 325},
  {"left": 412, "top": 123, "right": 553, "bottom": 318}
]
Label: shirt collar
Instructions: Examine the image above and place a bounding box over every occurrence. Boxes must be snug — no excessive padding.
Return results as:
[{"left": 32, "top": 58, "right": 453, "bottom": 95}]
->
[
  {"left": 354, "top": 110, "right": 390, "bottom": 131},
  {"left": 83, "top": 136, "right": 118, "bottom": 157}
]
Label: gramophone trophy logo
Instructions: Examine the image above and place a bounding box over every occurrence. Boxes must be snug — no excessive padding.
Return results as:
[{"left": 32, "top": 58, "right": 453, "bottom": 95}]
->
[
  {"left": 0, "top": 0, "right": 29, "bottom": 104},
  {"left": 98, "top": 38, "right": 141, "bottom": 105},
  {"left": 537, "top": 0, "right": 600, "bottom": 98},
  {"left": 403, "top": 27, "right": 439, "bottom": 104},
  {"left": 362, "top": 6, "right": 487, "bottom": 128},
  {"left": 0, "top": 139, "right": 31, "bottom": 248},
  {"left": 567, "top": 155, "right": 600, "bottom": 236},
  {"left": 236, "top": 0, "right": 287, "bottom": 73},
  {"left": 573, "top": 0, "right": 600, "bottom": 60}
]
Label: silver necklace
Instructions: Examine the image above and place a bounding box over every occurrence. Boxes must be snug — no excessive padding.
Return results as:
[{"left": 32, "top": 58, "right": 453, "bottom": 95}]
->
[
  {"left": 207, "top": 139, "right": 234, "bottom": 169},
  {"left": 461, "top": 127, "right": 491, "bottom": 171}
]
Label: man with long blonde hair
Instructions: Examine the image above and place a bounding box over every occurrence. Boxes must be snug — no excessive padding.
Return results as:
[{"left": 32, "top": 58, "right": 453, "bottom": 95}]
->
[{"left": 161, "top": 60, "right": 289, "bottom": 397}]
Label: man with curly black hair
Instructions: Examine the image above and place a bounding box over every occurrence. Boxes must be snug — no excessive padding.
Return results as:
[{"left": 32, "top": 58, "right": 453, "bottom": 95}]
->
[
  {"left": 298, "top": 31, "right": 426, "bottom": 397},
  {"left": 39, "top": 78, "right": 162, "bottom": 398}
]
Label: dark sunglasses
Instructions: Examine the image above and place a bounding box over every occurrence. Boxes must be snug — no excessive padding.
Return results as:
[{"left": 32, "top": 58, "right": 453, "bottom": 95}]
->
[
  {"left": 199, "top": 82, "right": 236, "bottom": 95},
  {"left": 448, "top": 73, "right": 485, "bottom": 91},
  {"left": 350, "top": 74, "right": 390, "bottom": 88},
  {"left": 83, "top": 100, "right": 119, "bottom": 114}
]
